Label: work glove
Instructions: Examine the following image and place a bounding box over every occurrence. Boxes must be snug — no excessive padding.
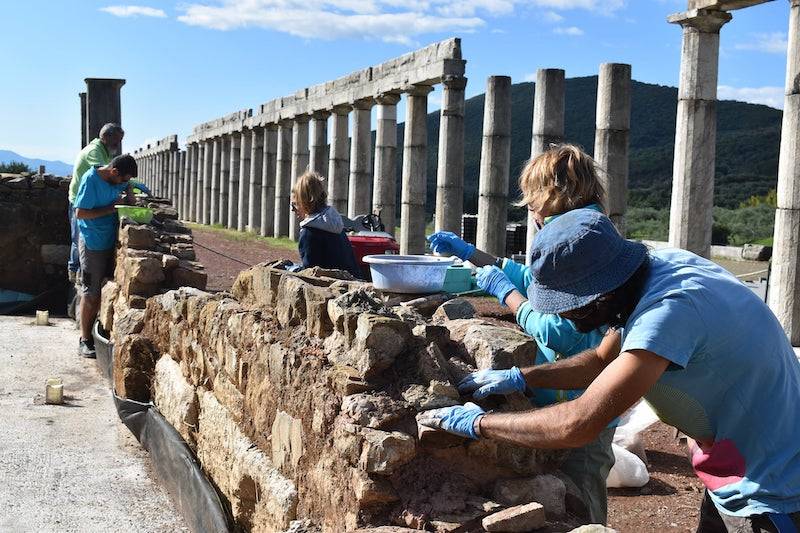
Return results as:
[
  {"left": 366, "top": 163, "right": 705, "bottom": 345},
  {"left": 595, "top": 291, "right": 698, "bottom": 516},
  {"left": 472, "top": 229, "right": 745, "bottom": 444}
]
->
[
  {"left": 476, "top": 266, "right": 516, "bottom": 305},
  {"left": 458, "top": 367, "right": 527, "bottom": 400},
  {"left": 426, "top": 231, "right": 476, "bottom": 261},
  {"left": 417, "top": 402, "right": 486, "bottom": 440}
]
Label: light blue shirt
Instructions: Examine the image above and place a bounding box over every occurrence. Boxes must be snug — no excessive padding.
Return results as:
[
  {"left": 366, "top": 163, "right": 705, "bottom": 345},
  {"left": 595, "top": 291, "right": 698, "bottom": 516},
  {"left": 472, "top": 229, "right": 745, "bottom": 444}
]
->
[
  {"left": 622, "top": 249, "right": 800, "bottom": 517},
  {"left": 74, "top": 166, "right": 127, "bottom": 251}
]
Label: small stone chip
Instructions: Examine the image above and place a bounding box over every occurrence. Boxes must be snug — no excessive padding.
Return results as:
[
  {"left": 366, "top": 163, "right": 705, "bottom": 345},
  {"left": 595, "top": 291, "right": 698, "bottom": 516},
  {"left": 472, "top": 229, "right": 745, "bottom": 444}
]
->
[{"left": 481, "top": 502, "right": 546, "bottom": 532}]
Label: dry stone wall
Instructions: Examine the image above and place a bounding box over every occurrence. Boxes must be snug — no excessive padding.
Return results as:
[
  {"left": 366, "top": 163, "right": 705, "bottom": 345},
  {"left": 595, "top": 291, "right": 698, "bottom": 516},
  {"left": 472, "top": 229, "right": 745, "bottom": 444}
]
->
[{"left": 104, "top": 222, "right": 587, "bottom": 531}]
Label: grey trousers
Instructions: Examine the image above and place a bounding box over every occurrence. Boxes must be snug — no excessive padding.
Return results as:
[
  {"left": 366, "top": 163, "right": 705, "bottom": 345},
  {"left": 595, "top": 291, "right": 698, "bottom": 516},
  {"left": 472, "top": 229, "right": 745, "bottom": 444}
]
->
[
  {"left": 560, "top": 426, "right": 616, "bottom": 524},
  {"left": 697, "top": 491, "right": 800, "bottom": 533}
]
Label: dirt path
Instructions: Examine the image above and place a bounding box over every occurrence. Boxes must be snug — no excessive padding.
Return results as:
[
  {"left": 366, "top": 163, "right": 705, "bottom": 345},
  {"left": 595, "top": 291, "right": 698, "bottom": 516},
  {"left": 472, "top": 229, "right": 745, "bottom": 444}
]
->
[{"left": 0, "top": 316, "right": 186, "bottom": 533}]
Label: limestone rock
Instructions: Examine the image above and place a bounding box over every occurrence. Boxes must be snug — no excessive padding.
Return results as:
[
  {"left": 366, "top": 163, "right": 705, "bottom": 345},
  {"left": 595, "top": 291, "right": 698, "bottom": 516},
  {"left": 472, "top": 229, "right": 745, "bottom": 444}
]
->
[
  {"left": 443, "top": 318, "right": 494, "bottom": 344},
  {"left": 402, "top": 384, "right": 459, "bottom": 410},
  {"left": 569, "top": 527, "right": 618, "bottom": 533},
  {"left": 348, "top": 314, "right": 412, "bottom": 378},
  {"left": 481, "top": 502, "right": 546, "bottom": 532},
  {"left": 153, "top": 355, "right": 198, "bottom": 447},
  {"left": 171, "top": 260, "right": 207, "bottom": 290},
  {"left": 119, "top": 224, "right": 157, "bottom": 250},
  {"left": 304, "top": 284, "right": 337, "bottom": 338},
  {"left": 98, "top": 280, "right": 120, "bottom": 332},
  {"left": 112, "top": 306, "right": 145, "bottom": 345},
  {"left": 493, "top": 474, "right": 566, "bottom": 517},
  {"left": 412, "top": 324, "right": 450, "bottom": 348},
  {"left": 161, "top": 253, "right": 179, "bottom": 270},
  {"left": 328, "top": 290, "right": 391, "bottom": 344},
  {"left": 341, "top": 392, "right": 409, "bottom": 429},
  {"left": 432, "top": 298, "right": 476, "bottom": 322},
  {"left": 272, "top": 410, "right": 304, "bottom": 471},
  {"left": 121, "top": 255, "right": 164, "bottom": 297},
  {"left": 463, "top": 325, "right": 539, "bottom": 370},
  {"left": 281, "top": 519, "right": 321, "bottom": 533},
  {"left": 113, "top": 334, "right": 156, "bottom": 402},
  {"left": 352, "top": 469, "right": 399, "bottom": 505},
  {"left": 169, "top": 243, "right": 196, "bottom": 260},
  {"left": 359, "top": 428, "right": 416, "bottom": 475},
  {"left": 276, "top": 275, "right": 309, "bottom": 327},
  {"left": 742, "top": 243, "right": 772, "bottom": 261},
  {"left": 213, "top": 371, "right": 244, "bottom": 423},
  {"left": 416, "top": 422, "right": 467, "bottom": 449}
]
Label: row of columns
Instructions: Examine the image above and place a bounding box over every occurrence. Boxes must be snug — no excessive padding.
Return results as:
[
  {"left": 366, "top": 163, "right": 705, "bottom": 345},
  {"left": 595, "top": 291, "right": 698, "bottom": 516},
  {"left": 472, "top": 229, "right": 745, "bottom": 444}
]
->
[{"left": 134, "top": 147, "right": 182, "bottom": 210}]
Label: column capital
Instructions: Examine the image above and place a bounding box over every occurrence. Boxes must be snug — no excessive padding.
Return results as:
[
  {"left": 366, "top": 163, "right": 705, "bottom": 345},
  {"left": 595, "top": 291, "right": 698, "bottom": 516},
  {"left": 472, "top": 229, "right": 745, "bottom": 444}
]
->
[
  {"left": 293, "top": 113, "right": 311, "bottom": 124},
  {"left": 442, "top": 75, "right": 468, "bottom": 90},
  {"left": 375, "top": 92, "right": 401, "bottom": 106},
  {"left": 668, "top": 8, "right": 732, "bottom": 32},
  {"left": 265, "top": 122, "right": 279, "bottom": 131},
  {"left": 351, "top": 97, "right": 374, "bottom": 110},
  {"left": 330, "top": 103, "right": 352, "bottom": 115},
  {"left": 278, "top": 118, "right": 294, "bottom": 127},
  {"left": 311, "top": 110, "right": 331, "bottom": 120},
  {"left": 404, "top": 84, "right": 434, "bottom": 97}
]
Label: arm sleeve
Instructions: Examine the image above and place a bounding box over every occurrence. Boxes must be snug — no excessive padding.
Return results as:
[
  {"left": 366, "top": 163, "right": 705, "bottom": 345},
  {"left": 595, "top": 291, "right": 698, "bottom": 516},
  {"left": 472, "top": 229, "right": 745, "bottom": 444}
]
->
[
  {"left": 621, "top": 295, "right": 704, "bottom": 368},
  {"left": 501, "top": 258, "right": 534, "bottom": 294},
  {"left": 516, "top": 300, "right": 592, "bottom": 355}
]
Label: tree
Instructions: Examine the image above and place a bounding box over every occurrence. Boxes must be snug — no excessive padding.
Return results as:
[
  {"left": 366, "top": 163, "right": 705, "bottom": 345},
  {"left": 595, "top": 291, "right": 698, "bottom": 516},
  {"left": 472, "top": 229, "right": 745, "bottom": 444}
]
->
[{"left": 0, "top": 161, "right": 33, "bottom": 173}]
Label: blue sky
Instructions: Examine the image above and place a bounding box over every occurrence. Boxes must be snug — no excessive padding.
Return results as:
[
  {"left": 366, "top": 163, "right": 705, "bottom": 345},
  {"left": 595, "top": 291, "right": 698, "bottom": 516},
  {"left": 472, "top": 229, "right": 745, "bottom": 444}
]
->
[{"left": 0, "top": 0, "right": 789, "bottom": 163}]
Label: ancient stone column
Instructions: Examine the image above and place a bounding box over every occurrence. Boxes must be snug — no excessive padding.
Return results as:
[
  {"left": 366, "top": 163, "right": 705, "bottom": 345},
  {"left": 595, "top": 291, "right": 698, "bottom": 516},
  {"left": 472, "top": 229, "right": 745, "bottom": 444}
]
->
[
  {"left": 228, "top": 133, "right": 241, "bottom": 229},
  {"left": 274, "top": 120, "right": 293, "bottom": 238},
  {"left": 373, "top": 93, "right": 401, "bottom": 235},
  {"left": 290, "top": 115, "right": 310, "bottom": 241},
  {"left": 188, "top": 144, "right": 198, "bottom": 222},
  {"left": 248, "top": 127, "right": 264, "bottom": 233},
  {"left": 768, "top": 0, "right": 800, "bottom": 344},
  {"left": 310, "top": 111, "right": 329, "bottom": 174},
  {"left": 349, "top": 98, "right": 374, "bottom": 218},
  {"left": 435, "top": 76, "right": 467, "bottom": 234},
  {"left": 667, "top": 8, "right": 732, "bottom": 258},
  {"left": 84, "top": 78, "right": 125, "bottom": 151},
  {"left": 477, "top": 76, "right": 512, "bottom": 258},
  {"left": 594, "top": 63, "right": 632, "bottom": 235},
  {"left": 261, "top": 124, "right": 278, "bottom": 237},
  {"left": 526, "top": 69, "right": 565, "bottom": 262},
  {"left": 195, "top": 144, "right": 205, "bottom": 223},
  {"left": 220, "top": 135, "right": 230, "bottom": 226},
  {"left": 180, "top": 149, "right": 189, "bottom": 218},
  {"left": 400, "top": 85, "right": 433, "bottom": 255},
  {"left": 327, "top": 105, "right": 350, "bottom": 215},
  {"left": 238, "top": 129, "right": 252, "bottom": 232},
  {"left": 210, "top": 137, "right": 221, "bottom": 225},
  {"left": 202, "top": 140, "right": 214, "bottom": 225},
  {"left": 79, "top": 92, "right": 87, "bottom": 148},
  {"left": 170, "top": 150, "right": 179, "bottom": 207}
]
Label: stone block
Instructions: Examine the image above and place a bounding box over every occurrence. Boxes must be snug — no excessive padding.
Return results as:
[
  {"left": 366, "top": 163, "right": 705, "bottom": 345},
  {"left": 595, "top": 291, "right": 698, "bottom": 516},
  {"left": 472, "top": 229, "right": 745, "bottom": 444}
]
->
[
  {"left": 271, "top": 410, "right": 304, "bottom": 471},
  {"left": 40, "top": 244, "right": 70, "bottom": 265},
  {"left": 113, "top": 334, "right": 156, "bottom": 402},
  {"left": 412, "top": 324, "right": 450, "bottom": 349},
  {"left": 121, "top": 255, "right": 165, "bottom": 296},
  {"left": 341, "top": 392, "right": 409, "bottom": 429},
  {"left": 161, "top": 253, "right": 179, "bottom": 270},
  {"left": 304, "top": 284, "right": 336, "bottom": 338},
  {"left": 351, "top": 469, "right": 399, "bottom": 505},
  {"left": 153, "top": 355, "right": 198, "bottom": 447},
  {"left": 112, "top": 306, "right": 145, "bottom": 345},
  {"left": 197, "top": 390, "right": 298, "bottom": 530},
  {"left": 276, "top": 275, "right": 309, "bottom": 327},
  {"left": 402, "top": 383, "right": 459, "bottom": 410},
  {"left": 342, "top": 314, "right": 412, "bottom": 378},
  {"left": 359, "top": 428, "right": 416, "bottom": 475},
  {"left": 463, "top": 325, "right": 538, "bottom": 370},
  {"left": 742, "top": 243, "right": 772, "bottom": 261},
  {"left": 328, "top": 290, "right": 390, "bottom": 344},
  {"left": 493, "top": 474, "right": 566, "bottom": 517},
  {"left": 443, "top": 318, "right": 493, "bottom": 344},
  {"left": 169, "top": 243, "right": 196, "bottom": 260},
  {"left": 98, "top": 280, "right": 120, "bottom": 332},
  {"left": 119, "top": 224, "right": 157, "bottom": 250},
  {"left": 481, "top": 502, "right": 546, "bottom": 532},
  {"left": 416, "top": 422, "right": 467, "bottom": 449},
  {"left": 432, "top": 298, "right": 476, "bottom": 322},
  {"left": 171, "top": 260, "right": 207, "bottom": 290},
  {"left": 213, "top": 370, "right": 244, "bottom": 423}
]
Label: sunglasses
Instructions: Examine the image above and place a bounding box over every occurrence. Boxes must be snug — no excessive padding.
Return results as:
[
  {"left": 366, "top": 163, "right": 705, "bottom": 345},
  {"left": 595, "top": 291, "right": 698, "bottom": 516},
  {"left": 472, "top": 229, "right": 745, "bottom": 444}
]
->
[
  {"left": 290, "top": 201, "right": 298, "bottom": 212},
  {"left": 559, "top": 294, "right": 611, "bottom": 321}
]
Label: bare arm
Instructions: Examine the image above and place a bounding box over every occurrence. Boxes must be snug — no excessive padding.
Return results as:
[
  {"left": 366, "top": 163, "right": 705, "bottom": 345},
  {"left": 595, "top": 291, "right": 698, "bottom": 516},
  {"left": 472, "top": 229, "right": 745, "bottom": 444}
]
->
[
  {"left": 477, "top": 349, "right": 669, "bottom": 448},
  {"left": 470, "top": 249, "right": 497, "bottom": 267}
]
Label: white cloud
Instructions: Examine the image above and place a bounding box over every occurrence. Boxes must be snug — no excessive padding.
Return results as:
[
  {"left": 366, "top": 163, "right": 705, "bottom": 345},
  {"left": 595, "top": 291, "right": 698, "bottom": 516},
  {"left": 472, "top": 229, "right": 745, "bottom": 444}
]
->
[
  {"left": 718, "top": 85, "right": 784, "bottom": 109},
  {"left": 177, "top": 0, "right": 623, "bottom": 44},
  {"left": 100, "top": 5, "right": 167, "bottom": 18},
  {"left": 554, "top": 25, "right": 584, "bottom": 35},
  {"left": 735, "top": 32, "right": 788, "bottom": 55},
  {"left": 542, "top": 10, "right": 564, "bottom": 22}
]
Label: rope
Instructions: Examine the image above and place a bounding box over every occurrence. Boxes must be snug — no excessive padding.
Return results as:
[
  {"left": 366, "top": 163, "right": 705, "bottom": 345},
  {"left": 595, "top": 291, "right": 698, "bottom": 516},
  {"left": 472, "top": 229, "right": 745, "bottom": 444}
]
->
[
  {"left": 735, "top": 268, "right": 769, "bottom": 280},
  {"left": 191, "top": 240, "right": 255, "bottom": 267}
]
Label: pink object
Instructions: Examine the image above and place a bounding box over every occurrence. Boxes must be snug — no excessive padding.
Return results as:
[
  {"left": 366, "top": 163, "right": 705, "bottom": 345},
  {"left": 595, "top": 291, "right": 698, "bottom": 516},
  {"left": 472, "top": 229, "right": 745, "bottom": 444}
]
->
[{"left": 691, "top": 438, "right": 746, "bottom": 491}]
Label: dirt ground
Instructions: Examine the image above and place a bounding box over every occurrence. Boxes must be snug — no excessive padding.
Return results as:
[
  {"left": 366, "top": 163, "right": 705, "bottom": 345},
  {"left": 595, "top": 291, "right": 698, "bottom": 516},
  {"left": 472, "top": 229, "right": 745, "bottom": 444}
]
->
[{"left": 189, "top": 225, "right": 716, "bottom": 532}]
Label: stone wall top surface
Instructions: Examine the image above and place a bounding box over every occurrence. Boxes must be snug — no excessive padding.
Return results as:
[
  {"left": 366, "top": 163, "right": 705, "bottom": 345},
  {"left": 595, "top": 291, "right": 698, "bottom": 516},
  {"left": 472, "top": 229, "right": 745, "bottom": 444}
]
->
[{"left": 132, "top": 134, "right": 179, "bottom": 156}]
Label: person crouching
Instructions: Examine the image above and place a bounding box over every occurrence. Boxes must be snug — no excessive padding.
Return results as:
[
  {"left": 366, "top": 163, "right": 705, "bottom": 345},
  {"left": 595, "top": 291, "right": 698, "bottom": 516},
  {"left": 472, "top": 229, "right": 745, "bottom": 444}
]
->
[{"left": 291, "top": 171, "right": 361, "bottom": 278}]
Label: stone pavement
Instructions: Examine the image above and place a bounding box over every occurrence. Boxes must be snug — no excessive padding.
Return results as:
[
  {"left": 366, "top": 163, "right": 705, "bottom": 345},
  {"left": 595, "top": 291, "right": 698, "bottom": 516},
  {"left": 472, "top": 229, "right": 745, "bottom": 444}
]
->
[{"left": 0, "top": 316, "right": 186, "bottom": 533}]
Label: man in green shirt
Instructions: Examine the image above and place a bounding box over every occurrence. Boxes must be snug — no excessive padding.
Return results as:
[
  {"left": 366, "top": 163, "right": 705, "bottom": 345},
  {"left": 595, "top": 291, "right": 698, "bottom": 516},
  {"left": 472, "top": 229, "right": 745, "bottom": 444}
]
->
[{"left": 68, "top": 123, "right": 124, "bottom": 280}]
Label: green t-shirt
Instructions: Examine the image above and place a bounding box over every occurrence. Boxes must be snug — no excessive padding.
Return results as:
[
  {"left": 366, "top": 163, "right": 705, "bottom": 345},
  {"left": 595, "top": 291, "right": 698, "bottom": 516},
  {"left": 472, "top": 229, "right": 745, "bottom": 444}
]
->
[{"left": 69, "top": 138, "right": 111, "bottom": 203}]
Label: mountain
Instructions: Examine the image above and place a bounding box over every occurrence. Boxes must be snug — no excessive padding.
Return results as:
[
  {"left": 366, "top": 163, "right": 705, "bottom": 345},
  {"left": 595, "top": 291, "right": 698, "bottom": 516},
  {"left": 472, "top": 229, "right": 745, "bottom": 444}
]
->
[
  {"left": 394, "top": 76, "right": 783, "bottom": 222},
  {"left": 0, "top": 150, "right": 72, "bottom": 176}
]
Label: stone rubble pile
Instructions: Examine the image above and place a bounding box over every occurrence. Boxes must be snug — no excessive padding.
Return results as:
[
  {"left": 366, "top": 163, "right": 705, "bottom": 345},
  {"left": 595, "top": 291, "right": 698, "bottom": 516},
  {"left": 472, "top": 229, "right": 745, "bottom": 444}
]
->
[{"left": 104, "top": 224, "right": 593, "bottom": 531}]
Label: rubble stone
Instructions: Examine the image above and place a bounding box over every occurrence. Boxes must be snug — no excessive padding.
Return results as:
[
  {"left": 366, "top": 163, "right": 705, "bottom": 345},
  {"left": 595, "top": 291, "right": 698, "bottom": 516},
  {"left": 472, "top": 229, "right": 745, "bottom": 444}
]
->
[
  {"left": 432, "top": 298, "right": 476, "bottom": 322},
  {"left": 359, "top": 428, "right": 416, "bottom": 475},
  {"left": 341, "top": 392, "right": 409, "bottom": 429},
  {"left": 113, "top": 334, "right": 156, "bottom": 402},
  {"left": 493, "top": 474, "right": 566, "bottom": 517},
  {"left": 272, "top": 410, "right": 305, "bottom": 471},
  {"left": 118, "top": 224, "right": 157, "bottom": 250},
  {"left": 463, "top": 324, "right": 539, "bottom": 370},
  {"left": 98, "top": 280, "right": 120, "bottom": 332},
  {"left": 153, "top": 355, "right": 198, "bottom": 447},
  {"left": 481, "top": 502, "right": 546, "bottom": 532}
]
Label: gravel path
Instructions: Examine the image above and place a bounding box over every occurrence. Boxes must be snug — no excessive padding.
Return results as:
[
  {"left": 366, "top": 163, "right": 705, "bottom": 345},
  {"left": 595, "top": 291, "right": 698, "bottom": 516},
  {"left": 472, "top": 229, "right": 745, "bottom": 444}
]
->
[{"left": 0, "top": 316, "right": 186, "bottom": 533}]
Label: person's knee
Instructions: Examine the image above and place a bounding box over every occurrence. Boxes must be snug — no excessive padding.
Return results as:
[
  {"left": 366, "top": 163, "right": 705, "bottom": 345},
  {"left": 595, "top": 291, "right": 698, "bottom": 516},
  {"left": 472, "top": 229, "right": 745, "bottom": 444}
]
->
[{"left": 81, "top": 293, "right": 100, "bottom": 308}]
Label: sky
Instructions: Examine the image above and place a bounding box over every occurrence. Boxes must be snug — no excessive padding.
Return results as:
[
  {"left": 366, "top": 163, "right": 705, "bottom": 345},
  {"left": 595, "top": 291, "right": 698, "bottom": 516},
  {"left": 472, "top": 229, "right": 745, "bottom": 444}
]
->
[{"left": 0, "top": 0, "right": 790, "bottom": 163}]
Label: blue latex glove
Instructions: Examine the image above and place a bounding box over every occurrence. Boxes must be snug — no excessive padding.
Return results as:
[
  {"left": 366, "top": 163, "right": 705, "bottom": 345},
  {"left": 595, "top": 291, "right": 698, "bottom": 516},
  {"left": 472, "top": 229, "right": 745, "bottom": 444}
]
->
[
  {"left": 476, "top": 266, "right": 517, "bottom": 305},
  {"left": 417, "top": 402, "right": 485, "bottom": 439},
  {"left": 426, "top": 231, "right": 476, "bottom": 260},
  {"left": 458, "top": 367, "right": 527, "bottom": 400}
]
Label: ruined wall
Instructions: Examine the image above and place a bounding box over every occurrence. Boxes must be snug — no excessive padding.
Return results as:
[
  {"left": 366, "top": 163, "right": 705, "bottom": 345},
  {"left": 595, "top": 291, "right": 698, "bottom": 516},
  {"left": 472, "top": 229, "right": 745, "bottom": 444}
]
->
[
  {"left": 0, "top": 172, "right": 70, "bottom": 305},
  {"left": 104, "top": 213, "right": 584, "bottom": 532}
]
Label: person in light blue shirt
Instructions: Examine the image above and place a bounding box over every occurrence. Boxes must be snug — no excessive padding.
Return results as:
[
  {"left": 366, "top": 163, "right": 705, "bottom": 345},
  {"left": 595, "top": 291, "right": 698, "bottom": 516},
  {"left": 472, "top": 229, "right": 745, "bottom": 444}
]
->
[
  {"left": 427, "top": 144, "right": 614, "bottom": 523},
  {"left": 74, "top": 154, "right": 136, "bottom": 358},
  {"left": 421, "top": 209, "right": 800, "bottom": 532}
]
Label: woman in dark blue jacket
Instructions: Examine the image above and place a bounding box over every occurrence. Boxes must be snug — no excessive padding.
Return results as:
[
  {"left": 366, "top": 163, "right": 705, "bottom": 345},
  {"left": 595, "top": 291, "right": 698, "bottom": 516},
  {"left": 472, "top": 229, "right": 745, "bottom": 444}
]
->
[{"left": 291, "top": 171, "right": 361, "bottom": 278}]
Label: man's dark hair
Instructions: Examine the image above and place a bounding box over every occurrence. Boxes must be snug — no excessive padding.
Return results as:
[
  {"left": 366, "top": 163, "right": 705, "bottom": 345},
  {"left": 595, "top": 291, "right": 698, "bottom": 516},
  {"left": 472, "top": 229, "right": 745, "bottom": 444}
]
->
[
  {"left": 599, "top": 255, "right": 651, "bottom": 329},
  {"left": 110, "top": 154, "right": 137, "bottom": 178}
]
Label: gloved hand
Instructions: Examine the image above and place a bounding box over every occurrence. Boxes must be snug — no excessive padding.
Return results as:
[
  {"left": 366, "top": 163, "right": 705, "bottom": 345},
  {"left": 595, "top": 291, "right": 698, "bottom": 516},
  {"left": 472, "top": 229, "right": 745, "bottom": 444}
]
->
[
  {"left": 426, "top": 231, "right": 476, "bottom": 260},
  {"left": 476, "top": 266, "right": 517, "bottom": 305},
  {"left": 417, "top": 402, "right": 486, "bottom": 439},
  {"left": 458, "top": 367, "right": 527, "bottom": 400}
]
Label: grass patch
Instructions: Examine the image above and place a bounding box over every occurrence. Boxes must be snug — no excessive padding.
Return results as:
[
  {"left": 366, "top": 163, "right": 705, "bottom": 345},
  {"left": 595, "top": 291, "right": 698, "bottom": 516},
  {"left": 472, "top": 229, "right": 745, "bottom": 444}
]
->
[{"left": 187, "top": 223, "right": 298, "bottom": 251}]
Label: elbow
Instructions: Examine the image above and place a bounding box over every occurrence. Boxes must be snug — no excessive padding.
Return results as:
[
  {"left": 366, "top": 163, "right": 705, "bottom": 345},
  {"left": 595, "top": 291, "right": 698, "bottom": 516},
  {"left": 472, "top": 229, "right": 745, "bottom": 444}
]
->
[
  {"left": 75, "top": 209, "right": 87, "bottom": 220},
  {"left": 562, "top": 403, "right": 605, "bottom": 448}
]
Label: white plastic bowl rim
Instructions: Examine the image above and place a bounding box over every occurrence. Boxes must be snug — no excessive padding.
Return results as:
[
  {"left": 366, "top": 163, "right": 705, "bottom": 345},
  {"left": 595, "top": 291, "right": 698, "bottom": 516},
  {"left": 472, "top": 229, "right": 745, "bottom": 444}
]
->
[{"left": 363, "top": 254, "right": 455, "bottom": 266}]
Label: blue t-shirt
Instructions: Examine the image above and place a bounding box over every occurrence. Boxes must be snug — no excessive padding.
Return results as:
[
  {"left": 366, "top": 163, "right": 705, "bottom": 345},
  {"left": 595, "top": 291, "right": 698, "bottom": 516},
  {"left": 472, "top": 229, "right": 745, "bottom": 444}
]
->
[
  {"left": 622, "top": 248, "right": 800, "bottom": 517},
  {"left": 74, "top": 166, "right": 127, "bottom": 251}
]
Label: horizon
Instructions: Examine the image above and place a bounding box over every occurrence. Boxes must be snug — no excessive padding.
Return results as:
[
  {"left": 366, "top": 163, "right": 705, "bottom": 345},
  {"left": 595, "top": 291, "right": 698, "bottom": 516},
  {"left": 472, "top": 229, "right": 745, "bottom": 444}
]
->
[{"left": 0, "top": 1, "right": 788, "bottom": 163}]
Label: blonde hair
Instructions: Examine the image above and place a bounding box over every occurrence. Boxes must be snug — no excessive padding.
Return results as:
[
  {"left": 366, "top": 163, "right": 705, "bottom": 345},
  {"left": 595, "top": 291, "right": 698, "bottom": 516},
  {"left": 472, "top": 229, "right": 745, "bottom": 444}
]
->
[
  {"left": 292, "top": 171, "right": 328, "bottom": 214},
  {"left": 517, "top": 144, "right": 606, "bottom": 216}
]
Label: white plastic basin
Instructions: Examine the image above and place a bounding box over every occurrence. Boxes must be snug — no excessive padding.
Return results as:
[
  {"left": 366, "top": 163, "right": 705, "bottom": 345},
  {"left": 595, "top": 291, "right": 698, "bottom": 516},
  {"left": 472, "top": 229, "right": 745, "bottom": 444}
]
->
[{"left": 363, "top": 254, "right": 455, "bottom": 293}]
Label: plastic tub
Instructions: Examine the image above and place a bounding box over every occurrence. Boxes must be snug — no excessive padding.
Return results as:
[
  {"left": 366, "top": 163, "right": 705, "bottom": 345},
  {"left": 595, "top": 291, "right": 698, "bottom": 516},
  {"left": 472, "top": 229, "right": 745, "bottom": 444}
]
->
[
  {"left": 92, "top": 319, "right": 114, "bottom": 383},
  {"left": 363, "top": 255, "right": 454, "bottom": 293},
  {"left": 115, "top": 205, "right": 153, "bottom": 224}
]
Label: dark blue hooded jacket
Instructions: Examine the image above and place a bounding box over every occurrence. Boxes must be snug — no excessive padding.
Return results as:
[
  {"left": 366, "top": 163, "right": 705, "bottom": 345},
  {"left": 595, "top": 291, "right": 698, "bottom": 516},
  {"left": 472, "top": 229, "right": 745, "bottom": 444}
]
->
[{"left": 298, "top": 205, "right": 361, "bottom": 278}]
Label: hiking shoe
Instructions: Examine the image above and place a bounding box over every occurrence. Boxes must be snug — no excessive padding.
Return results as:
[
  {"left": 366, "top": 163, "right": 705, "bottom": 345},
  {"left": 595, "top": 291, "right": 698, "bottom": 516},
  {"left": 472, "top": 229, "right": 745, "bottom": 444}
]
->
[
  {"left": 79, "top": 338, "right": 96, "bottom": 359},
  {"left": 68, "top": 270, "right": 78, "bottom": 283}
]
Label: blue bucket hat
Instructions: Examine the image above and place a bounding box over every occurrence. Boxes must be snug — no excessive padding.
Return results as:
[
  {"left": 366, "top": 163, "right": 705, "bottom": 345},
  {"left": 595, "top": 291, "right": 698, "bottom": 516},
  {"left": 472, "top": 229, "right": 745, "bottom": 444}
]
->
[{"left": 527, "top": 208, "right": 648, "bottom": 314}]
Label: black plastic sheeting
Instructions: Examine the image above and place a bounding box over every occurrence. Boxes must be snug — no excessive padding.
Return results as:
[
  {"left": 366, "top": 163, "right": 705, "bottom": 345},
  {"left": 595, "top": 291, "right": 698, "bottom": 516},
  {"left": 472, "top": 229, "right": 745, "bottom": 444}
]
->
[{"left": 93, "top": 321, "right": 233, "bottom": 533}]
